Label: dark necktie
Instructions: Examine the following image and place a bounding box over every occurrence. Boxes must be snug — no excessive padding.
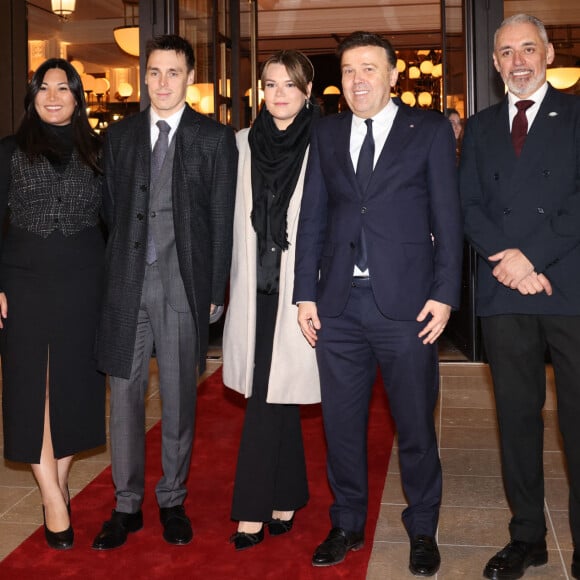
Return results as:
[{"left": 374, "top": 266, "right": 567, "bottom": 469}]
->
[
  {"left": 151, "top": 120, "right": 171, "bottom": 182},
  {"left": 511, "top": 100, "right": 534, "bottom": 157},
  {"left": 146, "top": 120, "right": 171, "bottom": 265},
  {"left": 355, "top": 118, "right": 374, "bottom": 271}
]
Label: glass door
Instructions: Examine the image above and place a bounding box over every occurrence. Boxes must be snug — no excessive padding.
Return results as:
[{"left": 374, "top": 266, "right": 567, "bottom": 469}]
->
[
  {"left": 178, "top": 0, "right": 236, "bottom": 126},
  {"left": 440, "top": 0, "right": 479, "bottom": 361}
]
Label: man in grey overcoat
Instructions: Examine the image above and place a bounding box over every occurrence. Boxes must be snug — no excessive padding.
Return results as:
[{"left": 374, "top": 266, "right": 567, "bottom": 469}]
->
[{"left": 92, "top": 34, "right": 237, "bottom": 550}]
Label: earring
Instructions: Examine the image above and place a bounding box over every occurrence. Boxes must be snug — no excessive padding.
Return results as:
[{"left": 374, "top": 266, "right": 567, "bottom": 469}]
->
[{"left": 305, "top": 98, "right": 310, "bottom": 110}]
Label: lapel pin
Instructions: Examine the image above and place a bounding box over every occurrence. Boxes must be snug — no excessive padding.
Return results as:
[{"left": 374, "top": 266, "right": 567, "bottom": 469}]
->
[{"left": 548, "top": 111, "right": 558, "bottom": 117}]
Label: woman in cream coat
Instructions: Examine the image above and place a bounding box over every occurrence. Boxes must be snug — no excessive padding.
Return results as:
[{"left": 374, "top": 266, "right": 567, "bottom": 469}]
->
[{"left": 223, "top": 50, "right": 320, "bottom": 551}]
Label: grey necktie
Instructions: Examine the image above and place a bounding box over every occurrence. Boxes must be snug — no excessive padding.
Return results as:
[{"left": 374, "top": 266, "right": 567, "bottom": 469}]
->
[
  {"left": 355, "top": 118, "right": 374, "bottom": 272},
  {"left": 146, "top": 120, "right": 171, "bottom": 265}
]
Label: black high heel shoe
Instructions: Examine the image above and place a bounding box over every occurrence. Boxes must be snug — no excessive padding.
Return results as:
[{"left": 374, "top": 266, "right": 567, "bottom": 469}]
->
[
  {"left": 42, "top": 506, "right": 74, "bottom": 550},
  {"left": 268, "top": 513, "right": 295, "bottom": 536},
  {"left": 229, "top": 527, "right": 264, "bottom": 551}
]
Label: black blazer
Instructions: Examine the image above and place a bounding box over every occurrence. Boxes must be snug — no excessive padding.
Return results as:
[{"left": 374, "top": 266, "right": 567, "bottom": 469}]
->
[
  {"left": 96, "top": 106, "right": 237, "bottom": 378},
  {"left": 460, "top": 85, "right": 580, "bottom": 317},
  {"left": 293, "top": 101, "right": 463, "bottom": 320}
]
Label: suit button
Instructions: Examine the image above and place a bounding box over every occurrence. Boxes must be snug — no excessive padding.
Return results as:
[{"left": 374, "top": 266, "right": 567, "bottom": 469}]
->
[
  {"left": 137, "top": 213, "right": 144, "bottom": 220},
  {"left": 542, "top": 170, "right": 551, "bottom": 177},
  {"left": 350, "top": 242, "right": 355, "bottom": 249},
  {"left": 150, "top": 211, "right": 156, "bottom": 218},
  {"left": 140, "top": 184, "right": 147, "bottom": 192},
  {"left": 361, "top": 206, "right": 367, "bottom": 214},
  {"left": 134, "top": 242, "right": 140, "bottom": 249},
  {"left": 503, "top": 208, "right": 511, "bottom": 215},
  {"left": 537, "top": 207, "right": 545, "bottom": 214},
  {"left": 493, "top": 173, "right": 499, "bottom": 180}
]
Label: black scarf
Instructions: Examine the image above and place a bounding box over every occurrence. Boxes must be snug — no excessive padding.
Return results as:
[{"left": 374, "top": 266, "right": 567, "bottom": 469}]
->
[{"left": 249, "top": 101, "right": 316, "bottom": 257}]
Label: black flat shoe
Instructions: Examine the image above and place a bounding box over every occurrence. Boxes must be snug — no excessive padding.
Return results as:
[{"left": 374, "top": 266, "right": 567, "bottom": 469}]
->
[
  {"left": 92, "top": 509, "right": 143, "bottom": 550},
  {"left": 483, "top": 539, "right": 547, "bottom": 579},
  {"left": 42, "top": 506, "right": 73, "bottom": 550},
  {"left": 268, "top": 514, "right": 295, "bottom": 536},
  {"left": 409, "top": 535, "right": 440, "bottom": 576},
  {"left": 229, "top": 527, "right": 264, "bottom": 551}
]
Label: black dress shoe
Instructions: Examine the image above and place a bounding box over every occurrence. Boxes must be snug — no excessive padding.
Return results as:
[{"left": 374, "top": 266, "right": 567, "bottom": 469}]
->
[
  {"left": 483, "top": 539, "right": 548, "bottom": 579},
  {"left": 160, "top": 505, "right": 193, "bottom": 545},
  {"left": 572, "top": 549, "right": 580, "bottom": 579},
  {"left": 42, "top": 506, "right": 73, "bottom": 550},
  {"left": 312, "top": 527, "right": 364, "bottom": 567},
  {"left": 409, "top": 535, "right": 440, "bottom": 576},
  {"left": 268, "top": 514, "right": 294, "bottom": 536},
  {"left": 92, "top": 509, "right": 143, "bottom": 550},
  {"left": 229, "top": 527, "right": 265, "bottom": 551}
]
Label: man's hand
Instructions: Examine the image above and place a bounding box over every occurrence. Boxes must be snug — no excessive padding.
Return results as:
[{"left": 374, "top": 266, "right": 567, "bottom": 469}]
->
[
  {"left": 297, "top": 302, "right": 321, "bottom": 347},
  {"left": 0, "top": 292, "right": 7, "bottom": 329},
  {"left": 417, "top": 299, "right": 452, "bottom": 344},
  {"left": 209, "top": 303, "right": 224, "bottom": 324},
  {"left": 489, "top": 249, "right": 534, "bottom": 289},
  {"left": 516, "top": 272, "right": 553, "bottom": 296}
]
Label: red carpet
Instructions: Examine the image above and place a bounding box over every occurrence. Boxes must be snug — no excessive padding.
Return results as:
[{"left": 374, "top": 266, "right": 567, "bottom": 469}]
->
[{"left": 0, "top": 367, "right": 394, "bottom": 579}]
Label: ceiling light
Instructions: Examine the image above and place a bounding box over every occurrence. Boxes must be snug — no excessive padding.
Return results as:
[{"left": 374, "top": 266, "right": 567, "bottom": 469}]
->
[
  {"left": 115, "top": 0, "right": 140, "bottom": 57},
  {"left": 546, "top": 67, "right": 580, "bottom": 90},
  {"left": 51, "top": 0, "right": 75, "bottom": 19}
]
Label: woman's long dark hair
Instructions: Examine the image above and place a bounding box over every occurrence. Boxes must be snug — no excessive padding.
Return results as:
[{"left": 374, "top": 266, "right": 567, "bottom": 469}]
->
[{"left": 15, "top": 58, "right": 102, "bottom": 174}]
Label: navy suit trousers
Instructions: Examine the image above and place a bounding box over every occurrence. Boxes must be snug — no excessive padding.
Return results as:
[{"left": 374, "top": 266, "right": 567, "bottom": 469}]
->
[{"left": 315, "top": 281, "right": 442, "bottom": 537}]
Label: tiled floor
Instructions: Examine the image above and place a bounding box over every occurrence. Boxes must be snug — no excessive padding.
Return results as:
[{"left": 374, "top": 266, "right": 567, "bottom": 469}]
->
[
  {"left": 367, "top": 363, "right": 575, "bottom": 579},
  {"left": 0, "top": 359, "right": 575, "bottom": 579}
]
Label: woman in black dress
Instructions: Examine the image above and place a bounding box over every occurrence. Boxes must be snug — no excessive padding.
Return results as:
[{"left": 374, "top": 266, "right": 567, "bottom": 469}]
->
[{"left": 0, "top": 58, "right": 105, "bottom": 550}]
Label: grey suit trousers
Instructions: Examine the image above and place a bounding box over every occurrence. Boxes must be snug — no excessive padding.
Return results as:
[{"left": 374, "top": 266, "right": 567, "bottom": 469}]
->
[{"left": 109, "top": 261, "right": 198, "bottom": 513}]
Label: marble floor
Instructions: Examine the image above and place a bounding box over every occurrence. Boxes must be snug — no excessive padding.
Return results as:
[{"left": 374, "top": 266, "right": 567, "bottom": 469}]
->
[{"left": 0, "top": 359, "right": 575, "bottom": 579}]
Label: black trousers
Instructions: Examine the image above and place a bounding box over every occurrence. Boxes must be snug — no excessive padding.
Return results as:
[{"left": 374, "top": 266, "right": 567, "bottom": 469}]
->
[
  {"left": 230, "top": 292, "right": 309, "bottom": 522},
  {"left": 482, "top": 314, "right": 580, "bottom": 545}
]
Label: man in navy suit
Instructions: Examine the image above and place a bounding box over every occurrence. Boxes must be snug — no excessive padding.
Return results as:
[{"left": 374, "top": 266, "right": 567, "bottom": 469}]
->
[
  {"left": 293, "top": 31, "right": 462, "bottom": 575},
  {"left": 460, "top": 14, "right": 580, "bottom": 580}
]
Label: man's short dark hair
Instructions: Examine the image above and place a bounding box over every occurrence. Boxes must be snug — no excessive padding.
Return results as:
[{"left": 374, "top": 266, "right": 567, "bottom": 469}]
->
[
  {"left": 145, "top": 34, "right": 195, "bottom": 71},
  {"left": 337, "top": 31, "right": 397, "bottom": 69}
]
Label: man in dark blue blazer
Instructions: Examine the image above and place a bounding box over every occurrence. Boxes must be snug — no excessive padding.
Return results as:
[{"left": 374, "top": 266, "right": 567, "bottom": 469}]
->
[
  {"left": 460, "top": 14, "right": 580, "bottom": 580},
  {"left": 293, "top": 31, "right": 462, "bottom": 575}
]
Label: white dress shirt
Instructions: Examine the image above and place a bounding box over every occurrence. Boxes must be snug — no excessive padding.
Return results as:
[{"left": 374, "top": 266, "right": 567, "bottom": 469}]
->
[
  {"left": 350, "top": 99, "right": 399, "bottom": 276},
  {"left": 150, "top": 105, "right": 186, "bottom": 148}
]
